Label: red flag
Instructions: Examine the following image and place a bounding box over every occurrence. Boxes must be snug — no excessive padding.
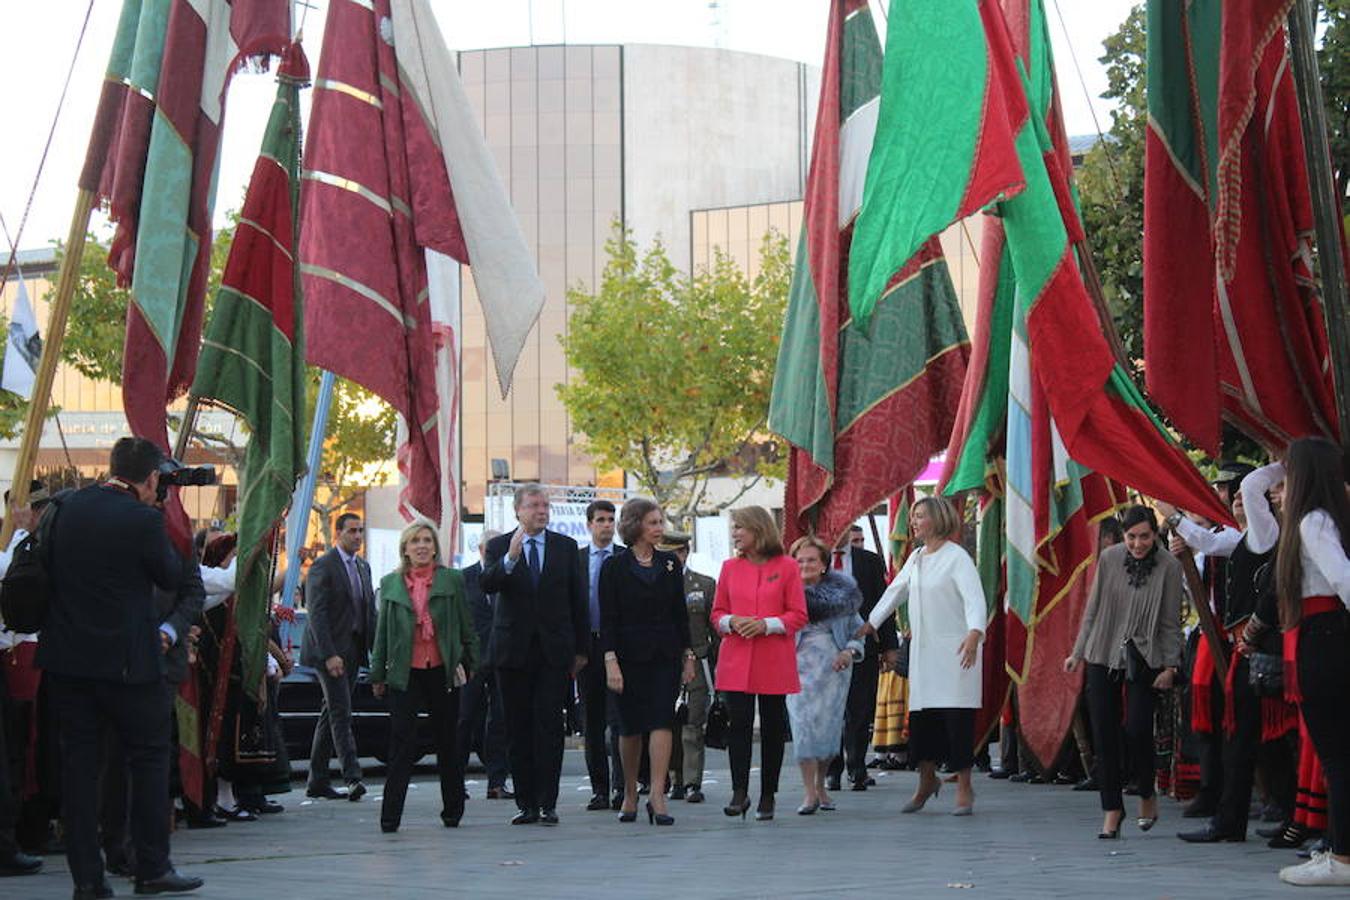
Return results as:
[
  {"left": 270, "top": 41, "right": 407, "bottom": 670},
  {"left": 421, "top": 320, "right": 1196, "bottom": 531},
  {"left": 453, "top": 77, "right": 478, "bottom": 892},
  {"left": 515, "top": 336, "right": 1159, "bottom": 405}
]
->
[{"left": 1144, "top": 0, "right": 1338, "bottom": 455}]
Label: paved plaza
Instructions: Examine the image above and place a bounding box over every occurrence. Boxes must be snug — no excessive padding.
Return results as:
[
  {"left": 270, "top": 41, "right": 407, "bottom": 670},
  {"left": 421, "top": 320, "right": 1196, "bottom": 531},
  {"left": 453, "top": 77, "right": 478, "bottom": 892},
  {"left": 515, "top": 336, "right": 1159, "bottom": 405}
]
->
[{"left": 13, "top": 749, "right": 1314, "bottom": 899}]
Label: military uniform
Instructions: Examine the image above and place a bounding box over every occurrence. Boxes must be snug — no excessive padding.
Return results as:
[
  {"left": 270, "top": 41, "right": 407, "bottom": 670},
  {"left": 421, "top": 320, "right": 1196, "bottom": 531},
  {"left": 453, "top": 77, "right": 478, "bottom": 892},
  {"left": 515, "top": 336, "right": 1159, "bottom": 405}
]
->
[{"left": 659, "top": 534, "right": 718, "bottom": 802}]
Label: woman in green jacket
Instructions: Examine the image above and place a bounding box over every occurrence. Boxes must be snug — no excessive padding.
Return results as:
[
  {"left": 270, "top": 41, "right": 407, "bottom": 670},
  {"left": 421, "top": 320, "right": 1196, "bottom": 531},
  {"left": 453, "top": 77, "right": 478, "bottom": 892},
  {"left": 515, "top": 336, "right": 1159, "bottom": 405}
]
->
[{"left": 370, "top": 519, "right": 479, "bottom": 832}]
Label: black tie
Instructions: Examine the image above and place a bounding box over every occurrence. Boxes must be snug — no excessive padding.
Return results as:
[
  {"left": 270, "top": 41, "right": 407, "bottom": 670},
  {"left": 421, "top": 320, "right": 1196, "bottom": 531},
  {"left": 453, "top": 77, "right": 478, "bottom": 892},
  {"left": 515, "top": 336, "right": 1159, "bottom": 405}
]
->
[{"left": 527, "top": 537, "right": 541, "bottom": 586}]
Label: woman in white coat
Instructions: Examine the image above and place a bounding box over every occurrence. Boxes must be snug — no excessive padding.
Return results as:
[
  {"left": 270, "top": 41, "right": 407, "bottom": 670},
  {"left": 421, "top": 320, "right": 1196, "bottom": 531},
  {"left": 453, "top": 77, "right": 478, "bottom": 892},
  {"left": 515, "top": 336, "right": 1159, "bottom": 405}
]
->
[{"left": 859, "top": 496, "right": 985, "bottom": 816}]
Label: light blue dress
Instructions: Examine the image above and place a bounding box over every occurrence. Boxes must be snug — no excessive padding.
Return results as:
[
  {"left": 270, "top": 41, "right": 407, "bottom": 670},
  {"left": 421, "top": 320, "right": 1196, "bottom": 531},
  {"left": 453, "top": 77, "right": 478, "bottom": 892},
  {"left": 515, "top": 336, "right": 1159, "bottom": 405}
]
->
[{"left": 787, "top": 611, "right": 865, "bottom": 762}]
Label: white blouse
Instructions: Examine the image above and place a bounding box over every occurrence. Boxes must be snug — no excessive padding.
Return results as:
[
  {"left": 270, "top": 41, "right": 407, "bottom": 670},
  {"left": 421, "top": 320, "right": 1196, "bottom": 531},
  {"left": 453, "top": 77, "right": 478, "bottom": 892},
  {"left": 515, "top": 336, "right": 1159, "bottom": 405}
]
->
[
  {"left": 868, "top": 541, "right": 986, "bottom": 711},
  {"left": 1300, "top": 510, "right": 1350, "bottom": 609}
]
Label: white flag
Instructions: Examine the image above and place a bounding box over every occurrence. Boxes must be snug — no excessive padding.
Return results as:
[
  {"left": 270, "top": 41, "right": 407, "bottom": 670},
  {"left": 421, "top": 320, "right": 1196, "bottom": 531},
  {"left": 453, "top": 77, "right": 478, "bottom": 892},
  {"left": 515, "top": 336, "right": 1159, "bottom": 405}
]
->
[{"left": 2, "top": 280, "right": 40, "bottom": 399}]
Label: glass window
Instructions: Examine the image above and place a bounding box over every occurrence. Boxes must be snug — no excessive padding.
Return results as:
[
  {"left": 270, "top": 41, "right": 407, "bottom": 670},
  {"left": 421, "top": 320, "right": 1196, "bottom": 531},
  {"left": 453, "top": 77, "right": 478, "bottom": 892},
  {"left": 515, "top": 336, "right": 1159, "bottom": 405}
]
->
[
  {"left": 538, "top": 46, "right": 565, "bottom": 80},
  {"left": 485, "top": 48, "right": 510, "bottom": 82},
  {"left": 510, "top": 47, "right": 538, "bottom": 81}
]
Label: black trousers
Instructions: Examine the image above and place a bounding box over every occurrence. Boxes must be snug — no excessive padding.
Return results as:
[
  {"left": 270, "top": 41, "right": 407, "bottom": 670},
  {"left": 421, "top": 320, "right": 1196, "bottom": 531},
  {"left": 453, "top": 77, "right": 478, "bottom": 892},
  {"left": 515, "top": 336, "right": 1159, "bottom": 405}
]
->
[
  {"left": 577, "top": 634, "right": 622, "bottom": 797},
  {"left": 1297, "top": 609, "right": 1350, "bottom": 855},
  {"left": 725, "top": 692, "right": 788, "bottom": 795},
  {"left": 497, "top": 660, "right": 568, "bottom": 812},
  {"left": 48, "top": 673, "right": 172, "bottom": 888},
  {"left": 456, "top": 667, "right": 509, "bottom": 789},
  {"left": 1193, "top": 671, "right": 1224, "bottom": 810},
  {"left": 1085, "top": 663, "right": 1156, "bottom": 812},
  {"left": 0, "top": 667, "right": 18, "bottom": 860},
  {"left": 828, "top": 652, "right": 880, "bottom": 783},
  {"left": 381, "top": 666, "right": 463, "bottom": 828},
  {"left": 1214, "top": 655, "right": 1296, "bottom": 835}
]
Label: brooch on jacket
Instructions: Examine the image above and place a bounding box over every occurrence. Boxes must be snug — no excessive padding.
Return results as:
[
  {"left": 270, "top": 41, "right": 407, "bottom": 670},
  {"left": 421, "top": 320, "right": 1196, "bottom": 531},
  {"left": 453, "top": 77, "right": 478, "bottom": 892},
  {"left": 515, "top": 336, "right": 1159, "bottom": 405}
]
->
[
  {"left": 666, "top": 560, "right": 675, "bottom": 572},
  {"left": 767, "top": 573, "right": 780, "bottom": 583}
]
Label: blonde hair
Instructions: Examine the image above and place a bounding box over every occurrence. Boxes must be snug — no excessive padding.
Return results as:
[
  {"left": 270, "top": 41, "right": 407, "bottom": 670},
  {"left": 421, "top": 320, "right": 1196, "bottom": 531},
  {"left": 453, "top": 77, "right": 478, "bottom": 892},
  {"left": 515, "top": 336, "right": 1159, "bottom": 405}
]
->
[
  {"left": 398, "top": 519, "right": 441, "bottom": 572},
  {"left": 789, "top": 535, "right": 830, "bottom": 565},
  {"left": 914, "top": 495, "right": 961, "bottom": 541},
  {"left": 730, "top": 505, "right": 784, "bottom": 558}
]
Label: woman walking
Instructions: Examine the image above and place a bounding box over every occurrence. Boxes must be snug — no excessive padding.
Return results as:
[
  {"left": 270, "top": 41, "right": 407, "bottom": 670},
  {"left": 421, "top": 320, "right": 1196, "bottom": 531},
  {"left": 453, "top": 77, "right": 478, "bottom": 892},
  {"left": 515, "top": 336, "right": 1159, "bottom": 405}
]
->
[
  {"left": 1267, "top": 437, "right": 1350, "bottom": 887},
  {"left": 1065, "top": 506, "right": 1183, "bottom": 839},
  {"left": 370, "top": 520, "right": 478, "bottom": 833},
  {"left": 862, "top": 496, "right": 985, "bottom": 816},
  {"left": 785, "top": 536, "right": 865, "bottom": 814},
  {"left": 599, "top": 499, "right": 695, "bottom": 826},
  {"left": 712, "top": 506, "right": 807, "bottom": 821}
]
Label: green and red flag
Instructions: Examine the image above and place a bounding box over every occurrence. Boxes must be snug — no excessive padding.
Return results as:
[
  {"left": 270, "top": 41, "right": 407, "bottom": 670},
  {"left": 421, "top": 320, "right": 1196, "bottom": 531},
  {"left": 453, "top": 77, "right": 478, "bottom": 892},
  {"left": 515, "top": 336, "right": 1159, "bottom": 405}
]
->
[
  {"left": 1144, "top": 0, "right": 1337, "bottom": 455},
  {"left": 190, "top": 43, "right": 310, "bottom": 700},
  {"left": 769, "top": 0, "right": 971, "bottom": 545}
]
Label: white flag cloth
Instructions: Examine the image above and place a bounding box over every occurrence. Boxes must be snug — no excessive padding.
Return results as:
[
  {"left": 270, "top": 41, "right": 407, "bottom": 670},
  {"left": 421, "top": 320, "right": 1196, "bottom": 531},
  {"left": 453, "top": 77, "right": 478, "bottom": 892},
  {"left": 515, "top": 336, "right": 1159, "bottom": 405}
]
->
[
  {"left": 392, "top": 0, "right": 546, "bottom": 397},
  {"left": 3, "top": 280, "right": 40, "bottom": 399}
]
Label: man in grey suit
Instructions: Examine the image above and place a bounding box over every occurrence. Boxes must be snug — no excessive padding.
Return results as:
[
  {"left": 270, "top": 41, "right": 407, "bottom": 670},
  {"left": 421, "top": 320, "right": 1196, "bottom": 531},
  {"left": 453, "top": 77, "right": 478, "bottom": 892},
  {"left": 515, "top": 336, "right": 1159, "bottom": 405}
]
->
[{"left": 302, "top": 513, "right": 376, "bottom": 800}]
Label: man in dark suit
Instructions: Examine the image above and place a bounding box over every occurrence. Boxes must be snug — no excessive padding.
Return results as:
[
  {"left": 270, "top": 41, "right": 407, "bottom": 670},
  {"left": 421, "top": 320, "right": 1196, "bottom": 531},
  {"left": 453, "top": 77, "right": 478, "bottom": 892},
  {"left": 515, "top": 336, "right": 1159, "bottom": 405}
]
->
[
  {"left": 301, "top": 512, "right": 376, "bottom": 801},
  {"left": 577, "top": 500, "right": 626, "bottom": 811},
  {"left": 827, "top": 526, "right": 899, "bottom": 792},
  {"left": 457, "top": 530, "right": 512, "bottom": 799},
  {"left": 40, "top": 437, "right": 203, "bottom": 897},
  {"left": 480, "top": 484, "right": 588, "bottom": 825}
]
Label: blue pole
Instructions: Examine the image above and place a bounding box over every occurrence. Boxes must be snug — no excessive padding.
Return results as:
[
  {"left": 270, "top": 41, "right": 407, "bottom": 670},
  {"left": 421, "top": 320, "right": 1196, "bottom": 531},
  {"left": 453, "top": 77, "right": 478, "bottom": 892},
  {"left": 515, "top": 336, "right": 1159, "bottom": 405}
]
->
[{"left": 279, "top": 369, "right": 336, "bottom": 649}]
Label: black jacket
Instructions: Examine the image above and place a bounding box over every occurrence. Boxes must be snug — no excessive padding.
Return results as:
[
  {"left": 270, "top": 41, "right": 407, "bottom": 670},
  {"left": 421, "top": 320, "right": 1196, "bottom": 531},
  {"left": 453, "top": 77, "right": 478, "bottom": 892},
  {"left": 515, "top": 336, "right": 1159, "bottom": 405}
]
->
[
  {"left": 300, "top": 548, "right": 376, "bottom": 668},
  {"left": 851, "top": 546, "right": 899, "bottom": 657},
  {"left": 462, "top": 561, "right": 496, "bottom": 667},
  {"left": 598, "top": 550, "right": 692, "bottom": 663},
  {"left": 479, "top": 529, "right": 587, "bottom": 670},
  {"left": 39, "top": 484, "right": 185, "bottom": 683},
  {"left": 155, "top": 552, "right": 206, "bottom": 685}
]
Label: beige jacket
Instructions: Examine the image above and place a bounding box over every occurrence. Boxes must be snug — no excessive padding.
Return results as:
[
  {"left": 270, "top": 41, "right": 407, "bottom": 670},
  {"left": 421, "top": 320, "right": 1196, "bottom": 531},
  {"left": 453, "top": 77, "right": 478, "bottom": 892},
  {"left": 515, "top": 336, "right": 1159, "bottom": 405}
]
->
[{"left": 1072, "top": 543, "right": 1183, "bottom": 670}]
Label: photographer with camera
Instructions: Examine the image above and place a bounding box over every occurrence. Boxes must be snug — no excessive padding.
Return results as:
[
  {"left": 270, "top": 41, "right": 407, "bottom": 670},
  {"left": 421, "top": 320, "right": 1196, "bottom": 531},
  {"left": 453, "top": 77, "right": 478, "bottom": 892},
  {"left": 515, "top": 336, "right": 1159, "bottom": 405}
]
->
[{"left": 38, "top": 437, "right": 205, "bottom": 898}]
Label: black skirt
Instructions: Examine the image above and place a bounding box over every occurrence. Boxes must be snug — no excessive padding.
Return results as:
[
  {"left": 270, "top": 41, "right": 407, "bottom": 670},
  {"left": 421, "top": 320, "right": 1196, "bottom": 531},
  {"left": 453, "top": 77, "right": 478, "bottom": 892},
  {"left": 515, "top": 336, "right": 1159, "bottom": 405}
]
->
[{"left": 613, "top": 657, "right": 681, "bottom": 736}]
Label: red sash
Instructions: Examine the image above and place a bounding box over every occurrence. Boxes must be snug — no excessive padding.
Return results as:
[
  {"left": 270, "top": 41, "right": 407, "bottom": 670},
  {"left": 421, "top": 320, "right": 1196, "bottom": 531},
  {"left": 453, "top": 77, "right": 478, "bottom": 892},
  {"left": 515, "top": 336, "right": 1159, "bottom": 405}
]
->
[{"left": 1282, "top": 595, "right": 1342, "bottom": 704}]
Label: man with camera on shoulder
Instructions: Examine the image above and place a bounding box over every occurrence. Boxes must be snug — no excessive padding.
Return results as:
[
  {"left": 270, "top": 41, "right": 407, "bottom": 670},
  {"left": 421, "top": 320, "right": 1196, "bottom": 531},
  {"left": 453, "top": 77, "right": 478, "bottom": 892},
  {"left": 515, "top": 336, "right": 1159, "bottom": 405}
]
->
[{"left": 38, "top": 437, "right": 205, "bottom": 898}]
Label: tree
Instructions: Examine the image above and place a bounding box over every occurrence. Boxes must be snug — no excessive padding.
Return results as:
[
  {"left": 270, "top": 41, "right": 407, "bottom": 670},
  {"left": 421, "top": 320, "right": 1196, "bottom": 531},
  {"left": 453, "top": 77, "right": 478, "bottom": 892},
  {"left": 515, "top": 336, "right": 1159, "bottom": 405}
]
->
[
  {"left": 558, "top": 222, "right": 790, "bottom": 523},
  {"left": 1318, "top": 0, "right": 1350, "bottom": 200},
  {"left": 307, "top": 373, "right": 397, "bottom": 547}
]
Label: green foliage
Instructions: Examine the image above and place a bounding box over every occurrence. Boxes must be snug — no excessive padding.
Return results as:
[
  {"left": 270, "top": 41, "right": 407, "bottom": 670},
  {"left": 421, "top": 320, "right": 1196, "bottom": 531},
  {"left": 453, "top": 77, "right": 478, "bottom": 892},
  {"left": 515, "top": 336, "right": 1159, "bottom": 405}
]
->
[
  {"left": 0, "top": 310, "right": 27, "bottom": 439},
  {"left": 1319, "top": 0, "right": 1350, "bottom": 199},
  {"left": 558, "top": 222, "right": 791, "bottom": 521},
  {"left": 1077, "top": 4, "right": 1146, "bottom": 364}
]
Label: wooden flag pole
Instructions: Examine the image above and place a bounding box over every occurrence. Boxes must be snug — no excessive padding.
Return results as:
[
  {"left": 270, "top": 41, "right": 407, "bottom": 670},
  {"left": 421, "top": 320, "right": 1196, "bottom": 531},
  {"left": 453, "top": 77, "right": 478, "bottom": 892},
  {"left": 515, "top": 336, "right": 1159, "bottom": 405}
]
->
[
  {"left": 173, "top": 396, "right": 202, "bottom": 461},
  {"left": 1178, "top": 549, "right": 1228, "bottom": 682},
  {"left": 0, "top": 188, "right": 96, "bottom": 548},
  {"left": 1288, "top": 0, "right": 1350, "bottom": 448}
]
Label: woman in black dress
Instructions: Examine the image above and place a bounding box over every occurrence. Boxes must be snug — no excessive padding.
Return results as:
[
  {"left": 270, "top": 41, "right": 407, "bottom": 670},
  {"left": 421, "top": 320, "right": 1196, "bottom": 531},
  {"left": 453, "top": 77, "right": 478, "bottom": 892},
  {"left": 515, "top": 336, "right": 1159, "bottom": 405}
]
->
[{"left": 600, "top": 498, "right": 695, "bottom": 825}]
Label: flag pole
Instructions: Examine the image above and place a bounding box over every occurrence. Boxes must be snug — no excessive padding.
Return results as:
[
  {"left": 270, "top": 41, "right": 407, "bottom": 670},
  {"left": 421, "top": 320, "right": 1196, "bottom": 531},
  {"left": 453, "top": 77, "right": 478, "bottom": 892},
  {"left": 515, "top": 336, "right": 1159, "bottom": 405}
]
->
[
  {"left": 0, "top": 188, "right": 95, "bottom": 547},
  {"left": 1288, "top": 0, "right": 1350, "bottom": 448},
  {"left": 277, "top": 369, "right": 336, "bottom": 644},
  {"left": 172, "top": 396, "right": 202, "bottom": 461}
]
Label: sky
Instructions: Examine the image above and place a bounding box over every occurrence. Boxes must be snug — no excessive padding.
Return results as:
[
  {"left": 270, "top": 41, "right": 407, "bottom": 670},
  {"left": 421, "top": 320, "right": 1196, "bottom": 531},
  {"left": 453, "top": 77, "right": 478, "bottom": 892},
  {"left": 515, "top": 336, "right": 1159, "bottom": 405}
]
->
[{"left": 0, "top": 0, "right": 1140, "bottom": 256}]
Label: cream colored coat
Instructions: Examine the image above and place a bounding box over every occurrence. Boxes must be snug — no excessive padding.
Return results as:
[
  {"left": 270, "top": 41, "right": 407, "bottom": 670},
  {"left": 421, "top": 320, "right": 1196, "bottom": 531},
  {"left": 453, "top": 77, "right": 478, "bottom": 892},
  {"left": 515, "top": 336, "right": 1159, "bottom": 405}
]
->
[{"left": 868, "top": 542, "right": 986, "bottom": 711}]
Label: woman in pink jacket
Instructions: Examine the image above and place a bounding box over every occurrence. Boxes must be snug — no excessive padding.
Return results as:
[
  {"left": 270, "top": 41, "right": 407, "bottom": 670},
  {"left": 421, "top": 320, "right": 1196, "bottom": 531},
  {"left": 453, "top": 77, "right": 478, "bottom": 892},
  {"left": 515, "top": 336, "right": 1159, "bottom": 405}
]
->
[{"left": 712, "top": 506, "right": 807, "bottom": 822}]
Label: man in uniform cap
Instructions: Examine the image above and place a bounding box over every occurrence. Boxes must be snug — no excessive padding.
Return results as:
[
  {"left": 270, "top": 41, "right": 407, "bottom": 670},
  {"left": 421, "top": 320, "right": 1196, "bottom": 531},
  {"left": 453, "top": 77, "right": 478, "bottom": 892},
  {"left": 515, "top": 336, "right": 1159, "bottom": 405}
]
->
[{"left": 658, "top": 532, "right": 717, "bottom": 803}]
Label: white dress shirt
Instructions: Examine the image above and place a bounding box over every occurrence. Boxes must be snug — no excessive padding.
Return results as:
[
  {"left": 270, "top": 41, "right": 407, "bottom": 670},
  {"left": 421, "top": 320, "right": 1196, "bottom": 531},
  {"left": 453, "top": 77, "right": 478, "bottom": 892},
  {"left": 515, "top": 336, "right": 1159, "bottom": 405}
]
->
[
  {"left": 201, "top": 558, "right": 237, "bottom": 612},
  {"left": 1300, "top": 510, "right": 1350, "bottom": 609},
  {"left": 1240, "top": 462, "right": 1284, "bottom": 554}
]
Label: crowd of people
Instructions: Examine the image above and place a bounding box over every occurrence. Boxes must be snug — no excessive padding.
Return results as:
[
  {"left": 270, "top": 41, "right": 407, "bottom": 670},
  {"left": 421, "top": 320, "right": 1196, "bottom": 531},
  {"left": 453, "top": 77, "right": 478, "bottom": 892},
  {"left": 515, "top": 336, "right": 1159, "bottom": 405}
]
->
[{"left": 0, "top": 435, "right": 1348, "bottom": 894}]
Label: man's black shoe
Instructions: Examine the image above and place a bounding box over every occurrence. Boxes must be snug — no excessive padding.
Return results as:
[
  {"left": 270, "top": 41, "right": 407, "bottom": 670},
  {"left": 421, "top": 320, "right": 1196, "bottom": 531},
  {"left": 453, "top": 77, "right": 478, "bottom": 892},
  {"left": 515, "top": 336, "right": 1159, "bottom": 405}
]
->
[
  {"left": 1177, "top": 825, "right": 1245, "bottom": 843},
  {"left": 510, "top": 809, "right": 539, "bottom": 825},
  {"left": 73, "top": 883, "right": 114, "bottom": 899},
  {"left": 442, "top": 816, "right": 461, "bottom": 828},
  {"left": 585, "top": 794, "right": 609, "bottom": 811},
  {"left": 1008, "top": 772, "right": 1032, "bottom": 783},
  {"left": 346, "top": 781, "right": 367, "bottom": 802},
  {"left": 825, "top": 775, "right": 841, "bottom": 792},
  {"left": 850, "top": 779, "right": 868, "bottom": 792},
  {"left": 538, "top": 808, "right": 560, "bottom": 825},
  {"left": 306, "top": 785, "right": 345, "bottom": 800},
  {"left": 134, "top": 868, "right": 204, "bottom": 895},
  {"left": 988, "top": 768, "right": 1013, "bottom": 780},
  {"left": 1182, "top": 797, "right": 1216, "bottom": 818},
  {"left": 1051, "top": 772, "right": 1077, "bottom": 786},
  {"left": 685, "top": 787, "right": 705, "bottom": 804},
  {"left": 1073, "top": 776, "right": 1097, "bottom": 792},
  {"left": 669, "top": 783, "right": 687, "bottom": 801},
  {"left": 0, "top": 850, "right": 42, "bottom": 876},
  {"left": 241, "top": 799, "right": 284, "bottom": 815},
  {"left": 486, "top": 787, "right": 514, "bottom": 800},
  {"left": 106, "top": 857, "right": 134, "bottom": 878},
  {"left": 215, "top": 805, "right": 257, "bottom": 822},
  {"left": 610, "top": 792, "right": 623, "bottom": 811}
]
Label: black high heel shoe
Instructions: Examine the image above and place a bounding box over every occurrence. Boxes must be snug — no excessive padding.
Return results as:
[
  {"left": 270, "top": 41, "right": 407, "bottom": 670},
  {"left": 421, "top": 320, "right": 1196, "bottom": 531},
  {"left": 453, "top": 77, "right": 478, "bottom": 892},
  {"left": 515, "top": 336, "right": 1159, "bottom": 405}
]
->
[
  {"left": 1099, "top": 813, "right": 1125, "bottom": 840},
  {"left": 645, "top": 801, "right": 674, "bottom": 826},
  {"left": 755, "top": 795, "right": 775, "bottom": 822},
  {"left": 724, "top": 791, "right": 751, "bottom": 819},
  {"left": 617, "top": 807, "right": 638, "bottom": 823}
]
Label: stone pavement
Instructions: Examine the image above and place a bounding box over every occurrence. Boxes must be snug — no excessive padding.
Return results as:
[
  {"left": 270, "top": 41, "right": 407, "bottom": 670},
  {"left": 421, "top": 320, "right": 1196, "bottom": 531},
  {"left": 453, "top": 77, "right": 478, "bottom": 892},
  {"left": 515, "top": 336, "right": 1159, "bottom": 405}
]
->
[{"left": 12, "top": 750, "right": 1315, "bottom": 899}]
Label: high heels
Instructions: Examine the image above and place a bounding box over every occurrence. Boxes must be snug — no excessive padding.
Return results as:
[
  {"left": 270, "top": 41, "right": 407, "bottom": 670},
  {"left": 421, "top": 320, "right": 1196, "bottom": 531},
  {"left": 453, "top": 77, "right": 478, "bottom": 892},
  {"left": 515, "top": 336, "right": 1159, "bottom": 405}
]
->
[
  {"left": 1137, "top": 816, "right": 1157, "bottom": 832},
  {"left": 796, "top": 801, "right": 820, "bottom": 815},
  {"left": 617, "top": 808, "right": 637, "bottom": 823},
  {"left": 645, "top": 801, "right": 674, "bottom": 826},
  {"left": 755, "top": 795, "right": 775, "bottom": 821},
  {"left": 724, "top": 791, "right": 751, "bottom": 819},
  {"left": 900, "top": 781, "right": 941, "bottom": 814},
  {"left": 1099, "top": 813, "right": 1125, "bottom": 840}
]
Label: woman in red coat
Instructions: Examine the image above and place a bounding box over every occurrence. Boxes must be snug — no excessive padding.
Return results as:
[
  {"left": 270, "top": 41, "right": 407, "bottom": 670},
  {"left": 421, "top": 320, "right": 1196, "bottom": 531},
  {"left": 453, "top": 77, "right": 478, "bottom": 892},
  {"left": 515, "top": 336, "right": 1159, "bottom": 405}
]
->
[{"left": 711, "top": 506, "right": 807, "bottom": 821}]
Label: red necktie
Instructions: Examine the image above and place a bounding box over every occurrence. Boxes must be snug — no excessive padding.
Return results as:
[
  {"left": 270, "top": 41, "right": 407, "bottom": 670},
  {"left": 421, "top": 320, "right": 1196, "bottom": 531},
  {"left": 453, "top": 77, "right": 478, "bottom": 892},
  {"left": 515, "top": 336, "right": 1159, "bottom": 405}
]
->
[{"left": 833, "top": 550, "right": 845, "bottom": 570}]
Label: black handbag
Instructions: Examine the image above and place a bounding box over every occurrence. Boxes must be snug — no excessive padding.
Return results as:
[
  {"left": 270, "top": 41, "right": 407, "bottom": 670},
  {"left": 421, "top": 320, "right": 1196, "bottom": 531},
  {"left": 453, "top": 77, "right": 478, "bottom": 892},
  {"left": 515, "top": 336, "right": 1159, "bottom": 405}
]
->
[
  {"left": 703, "top": 695, "right": 730, "bottom": 750},
  {"left": 1123, "top": 639, "right": 1154, "bottom": 685},
  {"left": 1248, "top": 651, "right": 1284, "bottom": 697}
]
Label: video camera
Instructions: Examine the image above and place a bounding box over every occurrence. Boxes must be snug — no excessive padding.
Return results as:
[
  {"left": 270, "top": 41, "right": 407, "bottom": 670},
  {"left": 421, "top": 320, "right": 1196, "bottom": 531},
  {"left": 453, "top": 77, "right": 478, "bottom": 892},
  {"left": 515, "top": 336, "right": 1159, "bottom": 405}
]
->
[{"left": 155, "top": 457, "right": 217, "bottom": 503}]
